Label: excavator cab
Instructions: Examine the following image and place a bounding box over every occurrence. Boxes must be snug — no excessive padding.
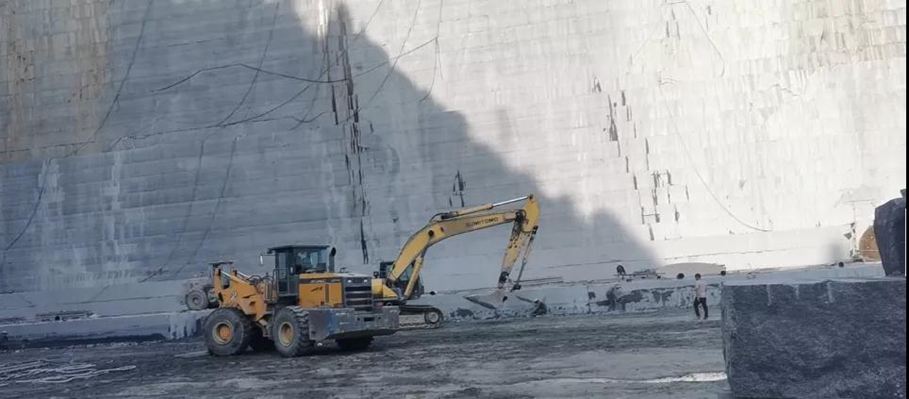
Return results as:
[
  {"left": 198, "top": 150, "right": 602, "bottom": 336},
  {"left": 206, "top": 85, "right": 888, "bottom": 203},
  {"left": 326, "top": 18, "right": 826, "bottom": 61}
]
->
[
  {"left": 268, "top": 245, "right": 336, "bottom": 299},
  {"left": 378, "top": 261, "right": 424, "bottom": 300}
]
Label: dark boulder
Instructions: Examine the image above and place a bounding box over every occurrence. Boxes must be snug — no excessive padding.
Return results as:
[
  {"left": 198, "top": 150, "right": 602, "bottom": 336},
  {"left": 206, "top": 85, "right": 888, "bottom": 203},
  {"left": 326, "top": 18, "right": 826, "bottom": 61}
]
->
[
  {"left": 722, "top": 279, "right": 906, "bottom": 399},
  {"left": 873, "top": 192, "right": 906, "bottom": 276}
]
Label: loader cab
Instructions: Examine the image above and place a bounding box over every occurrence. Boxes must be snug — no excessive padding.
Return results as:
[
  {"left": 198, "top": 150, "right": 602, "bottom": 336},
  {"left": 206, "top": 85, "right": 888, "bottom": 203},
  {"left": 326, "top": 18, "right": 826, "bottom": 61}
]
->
[{"left": 269, "top": 245, "right": 336, "bottom": 299}]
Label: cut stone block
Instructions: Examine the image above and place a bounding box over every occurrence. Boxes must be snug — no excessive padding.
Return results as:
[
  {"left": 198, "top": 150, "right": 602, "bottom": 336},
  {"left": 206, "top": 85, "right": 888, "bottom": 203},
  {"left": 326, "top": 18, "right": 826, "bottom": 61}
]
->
[{"left": 721, "top": 278, "right": 907, "bottom": 399}]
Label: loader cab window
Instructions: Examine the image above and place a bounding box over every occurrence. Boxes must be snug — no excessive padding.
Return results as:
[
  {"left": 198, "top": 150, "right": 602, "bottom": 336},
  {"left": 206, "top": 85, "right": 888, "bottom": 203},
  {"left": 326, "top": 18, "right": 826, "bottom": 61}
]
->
[
  {"left": 291, "top": 247, "right": 335, "bottom": 274},
  {"left": 271, "top": 246, "right": 336, "bottom": 298}
]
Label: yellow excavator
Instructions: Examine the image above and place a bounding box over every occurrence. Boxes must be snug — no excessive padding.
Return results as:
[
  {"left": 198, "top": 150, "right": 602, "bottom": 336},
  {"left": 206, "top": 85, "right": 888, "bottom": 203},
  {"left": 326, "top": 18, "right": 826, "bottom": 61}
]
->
[
  {"left": 370, "top": 194, "right": 540, "bottom": 327},
  {"left": 201, "top": 195, "right": 539, "bottom": 356}
]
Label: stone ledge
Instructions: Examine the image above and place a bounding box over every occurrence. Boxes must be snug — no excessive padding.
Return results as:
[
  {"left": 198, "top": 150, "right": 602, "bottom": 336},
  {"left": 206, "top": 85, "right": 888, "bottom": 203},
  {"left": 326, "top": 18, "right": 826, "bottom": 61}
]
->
[{"left": 0, "top": 311, "right": 210, "bottom": 348}]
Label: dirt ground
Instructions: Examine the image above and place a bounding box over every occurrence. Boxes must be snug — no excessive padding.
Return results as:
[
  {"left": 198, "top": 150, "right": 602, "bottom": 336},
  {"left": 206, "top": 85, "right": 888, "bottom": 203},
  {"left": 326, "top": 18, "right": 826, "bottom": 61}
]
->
[{"left": 0, "top": 309, "right": 728, "bottom": 399}]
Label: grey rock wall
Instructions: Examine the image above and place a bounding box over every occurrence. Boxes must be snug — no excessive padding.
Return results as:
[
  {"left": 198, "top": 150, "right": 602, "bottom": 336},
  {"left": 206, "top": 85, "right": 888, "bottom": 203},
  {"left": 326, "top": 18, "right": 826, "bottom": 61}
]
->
[{"left": 1, "top": 0, "right": 906, "bottom": 295}]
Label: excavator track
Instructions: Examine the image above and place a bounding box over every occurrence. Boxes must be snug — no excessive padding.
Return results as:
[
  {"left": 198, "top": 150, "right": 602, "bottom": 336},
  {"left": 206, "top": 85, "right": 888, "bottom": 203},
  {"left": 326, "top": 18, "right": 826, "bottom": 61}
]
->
[
  {"left": 399, "top": 317, "right": 441, "bottom": 330},
  {"left": 398, "top": 305, "right": 444, "bottom": 329},
  {"left": 399, "top": 317, "right": 435, "bottom": 330}
]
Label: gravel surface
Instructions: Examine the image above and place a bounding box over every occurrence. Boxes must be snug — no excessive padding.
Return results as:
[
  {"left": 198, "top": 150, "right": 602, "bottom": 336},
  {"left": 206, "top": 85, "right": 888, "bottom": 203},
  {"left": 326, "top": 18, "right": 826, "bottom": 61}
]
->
[{"left": 0, "top": 309, "right": 728, "bottom": 398}]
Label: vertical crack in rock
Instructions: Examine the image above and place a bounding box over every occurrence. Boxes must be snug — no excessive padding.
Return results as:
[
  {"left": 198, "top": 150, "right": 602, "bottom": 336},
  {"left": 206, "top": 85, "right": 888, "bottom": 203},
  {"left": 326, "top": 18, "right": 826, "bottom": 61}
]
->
[
  {"left": 606, "top": 95, "right": 619, "bottom": 142},
  {"left": 359, "top": 220, "right": 369, "bottom": 264},
  {"left": 450, "top": 170, "right": 467, "bottom": 207},
  {"left": 330, "top": 10, "right": 370, "bottom": 264},
  {"left": 644, "top": 138, "right": 650, "bottom": 171}
]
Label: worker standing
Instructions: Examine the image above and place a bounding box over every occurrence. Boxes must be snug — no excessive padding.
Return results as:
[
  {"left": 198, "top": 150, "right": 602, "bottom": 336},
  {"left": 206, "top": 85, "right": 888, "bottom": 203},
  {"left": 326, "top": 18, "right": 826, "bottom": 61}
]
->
[{"left": 693, "top": 273, "right": 708, "bottom": 320}]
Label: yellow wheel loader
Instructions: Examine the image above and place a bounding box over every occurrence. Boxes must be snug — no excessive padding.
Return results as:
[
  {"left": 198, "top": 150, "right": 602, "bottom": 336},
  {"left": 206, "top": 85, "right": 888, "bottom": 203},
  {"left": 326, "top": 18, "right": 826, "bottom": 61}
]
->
[{"left": 203, "top": 245, "right": 399, "bottom": 357}]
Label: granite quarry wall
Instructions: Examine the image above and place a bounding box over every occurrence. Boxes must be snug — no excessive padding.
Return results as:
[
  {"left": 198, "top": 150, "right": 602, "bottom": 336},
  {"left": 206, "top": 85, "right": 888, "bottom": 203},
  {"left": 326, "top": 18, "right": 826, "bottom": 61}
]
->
[{"left": 1, "top": 0, "right": 906, "bottom": 297}]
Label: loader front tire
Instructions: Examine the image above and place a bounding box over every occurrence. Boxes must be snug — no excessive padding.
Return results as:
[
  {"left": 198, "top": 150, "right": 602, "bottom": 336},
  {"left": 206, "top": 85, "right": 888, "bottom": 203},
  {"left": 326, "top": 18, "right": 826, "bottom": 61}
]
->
[
  {"left": 204, "top": 308, "right": 253, "bottom": 356},
  {"left": 272, "top": 307, "right": 314, "bottom": 357}
]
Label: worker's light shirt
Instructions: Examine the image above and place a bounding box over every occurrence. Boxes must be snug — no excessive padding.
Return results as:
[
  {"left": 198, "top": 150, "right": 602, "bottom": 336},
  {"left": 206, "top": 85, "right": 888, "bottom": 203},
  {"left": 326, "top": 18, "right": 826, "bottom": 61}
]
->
[{"left": 695, "top": 281, "right": 707, "bottom": 298}]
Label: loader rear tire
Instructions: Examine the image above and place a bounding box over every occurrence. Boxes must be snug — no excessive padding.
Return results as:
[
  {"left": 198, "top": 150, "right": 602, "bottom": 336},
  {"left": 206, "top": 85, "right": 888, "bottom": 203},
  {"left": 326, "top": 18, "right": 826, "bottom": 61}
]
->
[
  {"left": 336, "top": 337, "right": 373, "bottom": 351},
  {"left": 185, "top": 289, "right": 210, "bottom": 310},
  {"left": 272, "top": 307, "right": 314, "bottom": 357},
  {"left": 204, "top": 308, "right": 253, "bottom": 356}
]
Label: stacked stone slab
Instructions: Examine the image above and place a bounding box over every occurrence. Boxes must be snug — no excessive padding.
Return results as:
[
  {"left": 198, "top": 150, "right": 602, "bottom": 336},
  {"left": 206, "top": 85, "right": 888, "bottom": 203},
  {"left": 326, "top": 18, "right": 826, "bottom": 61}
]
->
[
  {"left": 721, "top": 278, "right": 907, "bottom": 399},
  {"left": 874, "top": 190, "right": 907, "bottom": 276}
]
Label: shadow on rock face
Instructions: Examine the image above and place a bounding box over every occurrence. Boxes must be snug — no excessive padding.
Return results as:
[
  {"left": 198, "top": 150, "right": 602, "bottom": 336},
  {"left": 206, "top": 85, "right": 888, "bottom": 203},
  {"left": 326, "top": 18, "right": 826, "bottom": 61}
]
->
[{"left": 0, "top": 0, "right": 656, "bottom": 294}]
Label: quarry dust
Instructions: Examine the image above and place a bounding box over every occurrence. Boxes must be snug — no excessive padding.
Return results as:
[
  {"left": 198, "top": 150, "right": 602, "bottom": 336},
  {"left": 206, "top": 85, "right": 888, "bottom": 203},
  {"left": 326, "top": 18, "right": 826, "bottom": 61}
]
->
[{"left": 0, "top": 310, "right": 727, "bottom": 398}]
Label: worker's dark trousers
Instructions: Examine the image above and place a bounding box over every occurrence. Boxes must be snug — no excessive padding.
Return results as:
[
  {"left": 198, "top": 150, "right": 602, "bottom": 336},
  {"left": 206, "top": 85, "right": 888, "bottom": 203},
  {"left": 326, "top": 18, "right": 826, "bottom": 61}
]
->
[{"left": 693, "top": 297, "right": 708, "bottom": 319}]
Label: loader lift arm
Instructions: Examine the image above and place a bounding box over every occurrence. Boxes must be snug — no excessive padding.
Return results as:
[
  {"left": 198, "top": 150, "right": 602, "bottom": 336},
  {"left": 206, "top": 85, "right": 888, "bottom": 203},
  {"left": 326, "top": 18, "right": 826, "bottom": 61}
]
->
[{"left": 381, "top": 194, "right": 540, "bottom": 302}]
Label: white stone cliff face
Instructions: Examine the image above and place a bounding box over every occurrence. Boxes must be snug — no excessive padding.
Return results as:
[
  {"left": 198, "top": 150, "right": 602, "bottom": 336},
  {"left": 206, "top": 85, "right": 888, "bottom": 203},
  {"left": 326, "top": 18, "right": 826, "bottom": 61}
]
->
[{"left": 0, "top": 0, "right": 905, "bottom": 293}]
